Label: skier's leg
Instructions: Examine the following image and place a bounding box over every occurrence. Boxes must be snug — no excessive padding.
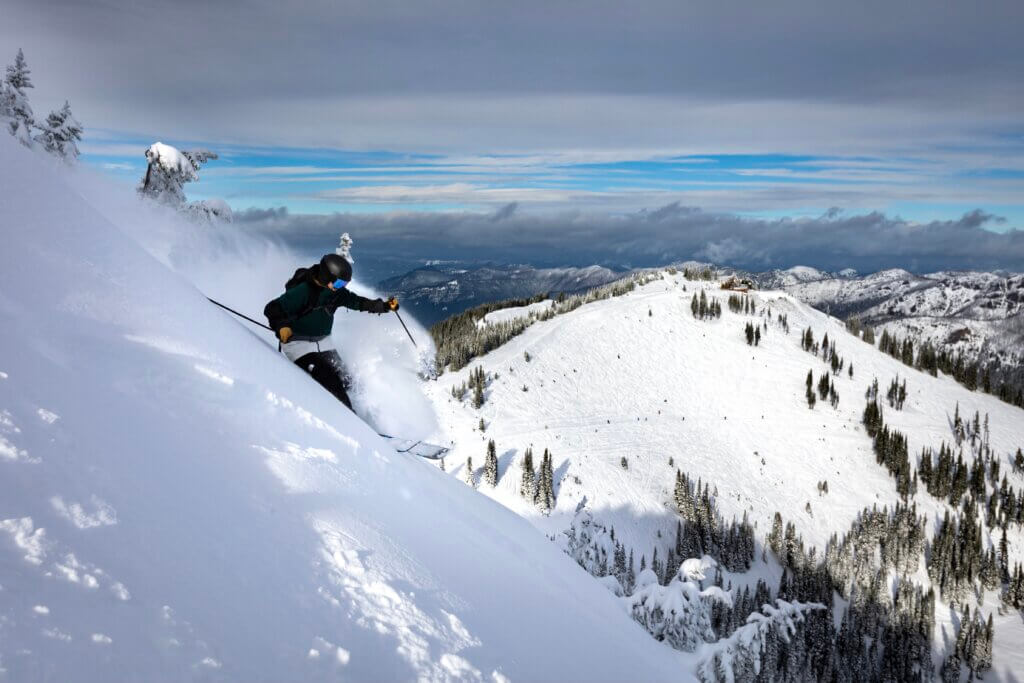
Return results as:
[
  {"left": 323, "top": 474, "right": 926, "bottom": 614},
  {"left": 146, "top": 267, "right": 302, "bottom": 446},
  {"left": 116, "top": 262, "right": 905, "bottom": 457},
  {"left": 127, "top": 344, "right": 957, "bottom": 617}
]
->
[{"left": 294, "top": 351, "right": 354, "bottom": 411}]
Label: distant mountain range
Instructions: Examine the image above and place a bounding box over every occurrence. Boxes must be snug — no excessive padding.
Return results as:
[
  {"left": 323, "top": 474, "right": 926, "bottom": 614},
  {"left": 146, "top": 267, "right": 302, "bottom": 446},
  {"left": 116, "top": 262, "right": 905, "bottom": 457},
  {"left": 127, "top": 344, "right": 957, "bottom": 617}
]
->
[
  {"left": 746, "top": 265, "right": 1024, "bottom": 396},
  {"left": 751, "top": 266, "right": 1024, "bottom": 321},
  {"left": 378, "top": 262, "right": 626, "bottom": 325}
]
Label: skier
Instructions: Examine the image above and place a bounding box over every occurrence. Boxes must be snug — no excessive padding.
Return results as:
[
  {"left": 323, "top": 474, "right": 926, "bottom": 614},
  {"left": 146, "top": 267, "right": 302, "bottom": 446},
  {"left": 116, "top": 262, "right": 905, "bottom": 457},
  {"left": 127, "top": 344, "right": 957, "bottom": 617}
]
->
[{"left": 264, "top": 254, "right": 398, "bottom": 410}]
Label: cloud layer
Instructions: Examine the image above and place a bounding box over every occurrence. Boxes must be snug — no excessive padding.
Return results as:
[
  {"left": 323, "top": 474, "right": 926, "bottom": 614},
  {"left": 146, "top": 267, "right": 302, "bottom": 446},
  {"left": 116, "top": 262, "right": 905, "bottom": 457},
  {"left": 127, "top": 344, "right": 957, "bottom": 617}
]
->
[
  {"left": 6, "top": 0, "right": 1023, "bottom": 158},
  {"left": 236, "top": 203, "right": 1024, "bottom": 275}
]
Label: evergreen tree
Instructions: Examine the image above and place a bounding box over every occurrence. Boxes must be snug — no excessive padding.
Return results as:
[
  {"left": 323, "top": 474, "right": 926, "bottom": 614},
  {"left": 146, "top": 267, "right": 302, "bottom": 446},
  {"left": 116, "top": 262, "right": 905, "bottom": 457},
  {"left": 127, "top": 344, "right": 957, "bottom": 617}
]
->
[
  {"left": 484, "top": 439, "right": 498, "bottom": 487},
  {"left": 519, "top": 447, "right": 536, "bottom": 502},
  {"left": 2, "top": 49, "right": 35, "bottom": 147},
  {"left": 626, "top": 549, "right": 636, "bottom": 595},
  {"left": 768, "top": 512, "right": 784, "bottom": 557},
  {"left": 538, "top": 448, "right": 555, "bottom": 513},
  {"left": 806, "top": 370, "right": 817, "bottom": 408},
  {"left": 138, "top": 142, "right": 219, "bottom": 209},
  {"left": 464, "top": 456, "right": 476, "bottom": 487},
  {"left": 34, "top": 100, "right": 82, "bottom": 161}
]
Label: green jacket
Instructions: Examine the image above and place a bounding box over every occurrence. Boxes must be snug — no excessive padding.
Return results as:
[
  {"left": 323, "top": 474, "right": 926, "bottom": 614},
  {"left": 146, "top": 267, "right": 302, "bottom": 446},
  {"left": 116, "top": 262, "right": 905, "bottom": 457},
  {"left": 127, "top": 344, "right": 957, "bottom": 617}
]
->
[{"left": 264, "top": 281, "right": 385, "bottom": 340}]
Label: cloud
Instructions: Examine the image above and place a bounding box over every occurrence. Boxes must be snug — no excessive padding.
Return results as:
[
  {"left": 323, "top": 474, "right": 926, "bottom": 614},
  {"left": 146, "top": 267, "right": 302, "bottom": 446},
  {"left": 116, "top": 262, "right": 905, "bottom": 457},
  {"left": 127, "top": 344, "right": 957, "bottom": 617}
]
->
[
  {"left": 235, "top": 206, "right": 289, "bottom": 221},
  {"left": 235, "top": 203, "right": 1024, "bottom": 274},
  {"left": 490, "top": 202, "right": 518, "bottom": 222},
  {"left": 643, "top": 201, "right": 701, "bottom": 222},
  {"left": 5, "top": 0, "right": 1023, "bottom": 159}
]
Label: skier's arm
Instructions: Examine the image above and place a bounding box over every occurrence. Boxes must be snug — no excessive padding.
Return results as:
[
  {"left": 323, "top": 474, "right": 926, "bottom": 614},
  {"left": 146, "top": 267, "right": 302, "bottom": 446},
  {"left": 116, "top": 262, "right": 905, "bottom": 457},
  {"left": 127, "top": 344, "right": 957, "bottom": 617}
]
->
[
  {"left": 264, "top": 285, "right": 308, "bottom": 331},
  {"left": 328, "top": 288, "right": 390, "bottom": 314}
]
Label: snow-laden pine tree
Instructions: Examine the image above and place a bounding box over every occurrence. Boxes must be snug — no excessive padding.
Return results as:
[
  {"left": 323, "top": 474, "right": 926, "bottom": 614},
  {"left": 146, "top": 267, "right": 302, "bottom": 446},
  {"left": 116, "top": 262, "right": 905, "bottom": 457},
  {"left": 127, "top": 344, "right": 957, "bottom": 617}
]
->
[
  {"left": 138, "top": 142, "right": 231, "bottom": 222},
  {"left": 625, "top": 557, "right": 730, "bottom": 652},
  {"left": 484, "top": 439, "right": 498, "bottom": 487},
  {"left": 1, "top": 49, "right": 36, "bottom": 148},
  {"left": 34, "top": 101, "right": 82, "bottom": 162},
  {"left": 139, "top": 142, "right": 214, "bottom": 206},
  {"left": 519, "top": 448, "right": 535, "bottom": 500},
  {"left": 537, "top": 449, "right": 555, "bottom": 513},
  {"left": 464, "top": 456, "right": 476, "bottom": 488},
  {"left": 336, "top": 233, "right": 354, "bottom": 262},
  {"left": 697, "top": 599, "right": 826, "bottom": 682}
]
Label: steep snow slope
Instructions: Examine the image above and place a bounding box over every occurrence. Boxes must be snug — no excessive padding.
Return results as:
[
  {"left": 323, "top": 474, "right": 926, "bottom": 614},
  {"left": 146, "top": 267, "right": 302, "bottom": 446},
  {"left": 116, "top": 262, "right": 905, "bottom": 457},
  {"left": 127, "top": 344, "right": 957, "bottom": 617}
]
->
[
  {"left": 424, "top": 272, "right": 1024, "bottom": 676},
  {"left": 0, "top": 139, "right": 687, "bottom": 680}
]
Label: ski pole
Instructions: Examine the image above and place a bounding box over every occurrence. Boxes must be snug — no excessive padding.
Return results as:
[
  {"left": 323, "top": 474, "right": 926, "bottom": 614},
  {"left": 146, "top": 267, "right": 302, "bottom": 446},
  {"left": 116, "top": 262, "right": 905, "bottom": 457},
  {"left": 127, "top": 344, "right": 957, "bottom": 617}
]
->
[
  {"left": 394, "top": 310, "right": 418, "bottom": 348},
  {"left": 207, "top": 297, "right": 274, "bottom": 331}
]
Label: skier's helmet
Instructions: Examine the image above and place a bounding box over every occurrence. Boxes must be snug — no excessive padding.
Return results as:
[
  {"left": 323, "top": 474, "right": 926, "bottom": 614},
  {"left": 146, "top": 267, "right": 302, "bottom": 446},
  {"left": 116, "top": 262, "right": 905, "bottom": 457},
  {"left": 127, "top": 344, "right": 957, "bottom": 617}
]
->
[{"left": 319, "top": 254, "right": 352, "bottom": 284}]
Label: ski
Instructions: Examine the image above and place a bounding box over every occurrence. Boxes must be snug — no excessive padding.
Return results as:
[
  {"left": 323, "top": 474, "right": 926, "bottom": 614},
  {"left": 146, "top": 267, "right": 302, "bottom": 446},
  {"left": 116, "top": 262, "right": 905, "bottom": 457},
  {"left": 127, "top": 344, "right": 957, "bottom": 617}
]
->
[{"left": 378, "top": 434, "right": 450, "bottom": 460}]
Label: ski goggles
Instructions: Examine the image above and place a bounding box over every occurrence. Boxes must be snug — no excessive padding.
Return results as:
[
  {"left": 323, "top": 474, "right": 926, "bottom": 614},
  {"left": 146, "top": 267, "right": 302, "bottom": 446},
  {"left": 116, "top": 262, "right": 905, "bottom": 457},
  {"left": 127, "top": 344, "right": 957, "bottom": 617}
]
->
[{"left": 331, "top": 278, "right": 349, "bottom": 289}]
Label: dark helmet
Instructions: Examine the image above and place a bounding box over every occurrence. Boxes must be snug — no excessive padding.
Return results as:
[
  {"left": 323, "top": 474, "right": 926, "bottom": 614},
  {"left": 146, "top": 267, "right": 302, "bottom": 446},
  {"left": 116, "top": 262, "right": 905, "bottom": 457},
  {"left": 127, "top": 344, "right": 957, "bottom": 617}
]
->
[{"left": 319, "top": 254, "right": 352, "bottom": 283}]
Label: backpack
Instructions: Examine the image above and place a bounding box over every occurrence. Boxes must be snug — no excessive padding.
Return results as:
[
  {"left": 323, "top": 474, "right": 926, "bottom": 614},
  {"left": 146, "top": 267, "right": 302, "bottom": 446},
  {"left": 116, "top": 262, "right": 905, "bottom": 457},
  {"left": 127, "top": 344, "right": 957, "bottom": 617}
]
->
[{"left": 285, "top": 264, "right": 323, "bottom": 320}]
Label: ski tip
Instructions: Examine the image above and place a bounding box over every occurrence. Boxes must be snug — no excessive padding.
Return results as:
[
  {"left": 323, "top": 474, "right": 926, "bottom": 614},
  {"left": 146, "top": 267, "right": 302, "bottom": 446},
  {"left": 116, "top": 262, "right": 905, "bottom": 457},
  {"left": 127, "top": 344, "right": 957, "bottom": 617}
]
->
[{"left": 378, "top": 434, "right": 449, "bottom": 459}]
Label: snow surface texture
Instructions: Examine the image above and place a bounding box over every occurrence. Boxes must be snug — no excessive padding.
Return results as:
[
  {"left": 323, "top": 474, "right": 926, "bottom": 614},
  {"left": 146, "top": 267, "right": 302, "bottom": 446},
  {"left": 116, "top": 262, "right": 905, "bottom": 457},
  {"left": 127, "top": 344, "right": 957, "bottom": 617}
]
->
[
  {"left": 425, "top": 269, "right": 1024, "bottom": 679},
  {"left": 0, "top": 135, "right": 687, "bottom": 681}
]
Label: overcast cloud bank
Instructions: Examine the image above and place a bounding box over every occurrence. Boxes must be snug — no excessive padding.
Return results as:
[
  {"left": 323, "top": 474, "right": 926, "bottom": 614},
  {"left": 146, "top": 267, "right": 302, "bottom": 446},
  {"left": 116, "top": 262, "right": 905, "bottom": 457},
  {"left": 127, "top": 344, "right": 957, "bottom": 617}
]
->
[{"left": 235, "top": 203, "right": 1023, "bottom": 275}]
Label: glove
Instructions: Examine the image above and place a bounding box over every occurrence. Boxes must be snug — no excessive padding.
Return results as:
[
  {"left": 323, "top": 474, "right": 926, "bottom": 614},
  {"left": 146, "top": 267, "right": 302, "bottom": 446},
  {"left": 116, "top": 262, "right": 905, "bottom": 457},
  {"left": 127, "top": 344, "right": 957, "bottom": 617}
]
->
[
  {"left": 387, "top": 297, "right": 399, "bottom": 312},
  {"left": 278, "top": 326, "right": 293, "bottom": 343}
]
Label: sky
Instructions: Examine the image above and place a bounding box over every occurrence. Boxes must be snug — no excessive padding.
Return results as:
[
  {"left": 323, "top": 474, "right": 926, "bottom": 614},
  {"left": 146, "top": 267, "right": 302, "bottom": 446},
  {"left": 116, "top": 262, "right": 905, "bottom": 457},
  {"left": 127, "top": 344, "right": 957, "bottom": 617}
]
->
[{"left": 4, "top": 0, "right": 1024, "bottom": 275}]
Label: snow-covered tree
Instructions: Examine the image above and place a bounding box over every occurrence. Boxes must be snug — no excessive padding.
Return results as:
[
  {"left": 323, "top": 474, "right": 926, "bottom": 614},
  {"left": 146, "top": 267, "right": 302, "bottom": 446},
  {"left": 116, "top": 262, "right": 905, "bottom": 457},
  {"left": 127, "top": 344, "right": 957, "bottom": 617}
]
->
[
  {"left": 138, "top": 142, "right": 231, "bottom": 222},
  {"left": 697, "top": 599, "right": 826, "bottom": 682},
  {"left": 563, "top": 507, "right": 615, "bottom": 578},
  {"left": 336, "top": 232, "right": 354, "bottom": 262},
  {"left": 139, "top": 142, "right": 214, "bottom": 205},
  {"left": 625, "top": 556, "right": 730, "bottom": 652},
  {"left": 2, "top": 49, "right": 36, "bottom": 148},
  {"left": 34, "top": 101, "right": 82, "bottom": 162},
  {"left": 189, "top": 198, "right": 233, "bottom": 223},
  {"left": 484, "top": 439, "right": 498, "bottom": 487},
  {"left": 464, "top": 456, "right": 476, "bottom": 488},
  {"left": 537, "top": 449, "right": 555, "bottom": 513},
  {"left": 519, "top": 447, "right": 535, "bottom": 501}
]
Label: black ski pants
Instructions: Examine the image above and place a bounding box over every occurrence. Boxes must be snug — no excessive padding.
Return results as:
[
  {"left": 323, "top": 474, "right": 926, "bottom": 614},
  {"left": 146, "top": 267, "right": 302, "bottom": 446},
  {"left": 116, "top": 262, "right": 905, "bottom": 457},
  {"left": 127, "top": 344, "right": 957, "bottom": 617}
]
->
[{"left": 294, "top": 350, "right": 354, "bottom": 411}]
